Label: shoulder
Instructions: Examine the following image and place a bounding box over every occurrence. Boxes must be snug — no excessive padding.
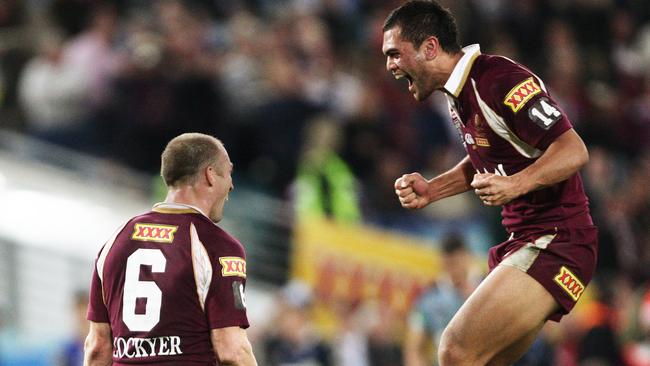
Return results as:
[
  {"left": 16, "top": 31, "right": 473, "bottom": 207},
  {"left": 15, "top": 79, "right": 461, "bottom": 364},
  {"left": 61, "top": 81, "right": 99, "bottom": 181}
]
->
[
  {"left": 472, "top": 55, "right": 546, "bottom": 109},
  {"left": 473, "top": 54, "right": 532, "bottom": 80},
  {"left": 474, "top": 55, "right": 536, "bottom": 87},
  {"left": 192, "top": 219, "right": 246, "bottom": 257}
]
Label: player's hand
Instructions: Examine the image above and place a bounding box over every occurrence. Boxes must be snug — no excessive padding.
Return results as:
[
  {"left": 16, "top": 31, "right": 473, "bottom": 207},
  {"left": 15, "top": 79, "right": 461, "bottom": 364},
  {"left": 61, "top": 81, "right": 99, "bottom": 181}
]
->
[
  {"left": 394, "top": 173, "right": 431, "bottom": 209},
  {"left": 471, "top": 173, "right": 523, "bottom": 206}
]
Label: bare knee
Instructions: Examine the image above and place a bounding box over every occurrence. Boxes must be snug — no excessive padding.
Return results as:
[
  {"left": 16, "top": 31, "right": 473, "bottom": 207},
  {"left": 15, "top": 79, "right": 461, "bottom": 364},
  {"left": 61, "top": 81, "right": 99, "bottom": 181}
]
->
[{"left": 438, "top": 327, "right": 480, "bottom": 366}]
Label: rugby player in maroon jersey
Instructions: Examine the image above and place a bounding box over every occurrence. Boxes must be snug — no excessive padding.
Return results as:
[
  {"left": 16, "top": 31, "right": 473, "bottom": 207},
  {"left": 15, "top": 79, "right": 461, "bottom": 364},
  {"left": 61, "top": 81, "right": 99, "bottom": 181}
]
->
[
  {"left": 383, "top": 2, "right": 597, "bottom": 365},
  {"left": 84, "top": 133, "right": 257, "bottom": 365}
]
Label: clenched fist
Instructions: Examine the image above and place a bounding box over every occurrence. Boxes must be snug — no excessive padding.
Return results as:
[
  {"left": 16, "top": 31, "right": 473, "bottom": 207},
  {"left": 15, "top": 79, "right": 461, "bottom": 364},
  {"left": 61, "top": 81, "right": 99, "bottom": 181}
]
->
[
  {"left": 394, "top": 173, "right": 432, "bottom": 209},
  {"left": 471, "top": 173, "right": 524, "bottom": 206}
]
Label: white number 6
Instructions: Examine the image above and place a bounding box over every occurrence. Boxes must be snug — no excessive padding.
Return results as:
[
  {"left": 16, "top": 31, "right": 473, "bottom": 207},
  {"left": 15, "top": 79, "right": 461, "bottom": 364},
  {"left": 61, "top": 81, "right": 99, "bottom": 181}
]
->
[{"left": 123, "top": 248, "right": 166, "bottom": 331}]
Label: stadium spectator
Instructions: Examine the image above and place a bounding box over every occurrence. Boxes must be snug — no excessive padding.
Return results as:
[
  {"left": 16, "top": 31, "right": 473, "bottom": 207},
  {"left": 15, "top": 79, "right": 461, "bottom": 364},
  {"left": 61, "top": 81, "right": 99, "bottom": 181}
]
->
[
  {"left": 293, "top": 115, "right": 361, "bottom": 224},
  {"left": 575, "top": 279, "right": 625, "bottom": 366},
  {"left": 261, "top": 281, "right": 332, "bottom": 366},
  {"left": 56, "top": 291, "right": 88, "bottom": 366},
  {"left": 403, "top": 234, "right": 480, "bottom": 366},
  {"left": 17, "top": 30, "right": 90, "bottom": 149}
]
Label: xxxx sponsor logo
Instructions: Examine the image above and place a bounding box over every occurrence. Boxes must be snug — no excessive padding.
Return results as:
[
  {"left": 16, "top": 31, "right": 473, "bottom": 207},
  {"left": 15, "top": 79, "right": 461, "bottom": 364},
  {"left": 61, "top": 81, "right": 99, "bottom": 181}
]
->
[
  {"left": 475, "top": 137, "right": 490, "bottom": 147},
  {"left": 554, "top": 266, "right": 585, "bottom": 302},
  {"left": 132, "top": 223, "right": 178, "bottom": 243},
  {"left": 503, "top": 77, "right": 541, "bottom": 113},
  {"left": 219, "top": 257, "right": 246, "bottom": 278}
]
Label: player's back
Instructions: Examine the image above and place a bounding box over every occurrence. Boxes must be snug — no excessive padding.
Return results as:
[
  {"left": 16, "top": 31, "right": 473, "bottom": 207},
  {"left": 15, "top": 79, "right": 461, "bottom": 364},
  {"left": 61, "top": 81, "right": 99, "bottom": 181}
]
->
[{"left": 91, "top": 203, "right": 249, "bottom": 365}]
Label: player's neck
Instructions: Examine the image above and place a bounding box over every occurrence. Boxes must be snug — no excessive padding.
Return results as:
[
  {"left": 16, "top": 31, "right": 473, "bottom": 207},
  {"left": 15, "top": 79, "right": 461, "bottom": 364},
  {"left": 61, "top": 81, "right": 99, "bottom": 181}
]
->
[
  {"left": 164, "top": 187, "right": 212, "bottom": 217},
  {"left": 439, "top": 51, "right": 464, "bottom": 86}
]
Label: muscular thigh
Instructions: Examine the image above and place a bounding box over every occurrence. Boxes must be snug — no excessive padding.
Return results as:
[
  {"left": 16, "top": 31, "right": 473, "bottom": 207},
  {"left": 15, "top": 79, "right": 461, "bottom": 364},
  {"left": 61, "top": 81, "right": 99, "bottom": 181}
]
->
[{"left": 442, "top": 265, "right": 557, "bottom": 363}]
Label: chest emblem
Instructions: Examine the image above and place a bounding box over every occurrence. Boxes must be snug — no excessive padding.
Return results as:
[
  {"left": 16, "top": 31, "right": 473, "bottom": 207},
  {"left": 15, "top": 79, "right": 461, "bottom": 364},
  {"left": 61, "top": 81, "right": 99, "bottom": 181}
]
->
[
  {"left": 503, "top": 77, "right": 541, "bottom": 113},
  {"left": 472, "top": 114, "right": 490, "bottom": 148}
]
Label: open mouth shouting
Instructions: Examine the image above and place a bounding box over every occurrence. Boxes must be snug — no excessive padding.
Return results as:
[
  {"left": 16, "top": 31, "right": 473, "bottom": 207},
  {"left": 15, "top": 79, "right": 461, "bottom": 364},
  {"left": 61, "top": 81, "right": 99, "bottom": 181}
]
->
[{"left": 394, "top": 72, "right": 414, "bottom": 93}]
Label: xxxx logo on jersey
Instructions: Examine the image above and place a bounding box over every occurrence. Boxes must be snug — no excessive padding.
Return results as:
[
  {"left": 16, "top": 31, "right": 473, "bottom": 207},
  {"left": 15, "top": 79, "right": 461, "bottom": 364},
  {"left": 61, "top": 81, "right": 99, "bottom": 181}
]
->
[
  {"left": 503, "top": 77, "right": 541, "bottom": 113},
  {"left": 554, "top": 266, "right": 585, "bottom": 301},
  {"left": 220, "top": 257, "right": 246, "bottom": 278},
  {"left": 132, "top": 223, "right": 178, "bottom": 243}
]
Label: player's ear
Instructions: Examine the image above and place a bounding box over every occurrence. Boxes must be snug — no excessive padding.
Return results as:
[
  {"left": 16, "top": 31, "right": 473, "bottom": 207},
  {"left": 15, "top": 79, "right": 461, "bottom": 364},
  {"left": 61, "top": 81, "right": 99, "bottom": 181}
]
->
[
  {"left": 423, "top": 36, "right": 440, "bottom": 60},
  {"left": 204, "top": 165, "right": 216, "bottom": 187}
]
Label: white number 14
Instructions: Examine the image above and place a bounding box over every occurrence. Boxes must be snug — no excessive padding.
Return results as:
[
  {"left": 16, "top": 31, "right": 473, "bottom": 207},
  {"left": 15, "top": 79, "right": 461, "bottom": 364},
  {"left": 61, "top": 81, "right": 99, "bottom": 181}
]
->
[{"left": 530, "top": 100, "right": 561, "bottom": 126}]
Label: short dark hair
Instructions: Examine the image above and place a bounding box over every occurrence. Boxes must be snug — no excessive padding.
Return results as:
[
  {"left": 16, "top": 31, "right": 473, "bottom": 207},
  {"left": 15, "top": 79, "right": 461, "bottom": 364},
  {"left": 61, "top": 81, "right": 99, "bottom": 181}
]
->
[
  {"left": 161, "top": 133, "right": 224, "bottom": 187},
  {"left": 440, "top": 233, "right": 467, "bottom": 255},
  {"left": 383, "top": 0, "right": 461, "bottom": 53}
]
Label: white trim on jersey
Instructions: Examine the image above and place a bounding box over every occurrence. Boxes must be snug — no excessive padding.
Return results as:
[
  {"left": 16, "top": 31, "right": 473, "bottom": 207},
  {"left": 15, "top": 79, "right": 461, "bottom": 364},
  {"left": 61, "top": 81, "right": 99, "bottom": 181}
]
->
[
  {"left": 190, "top": 223, "right": 213, "bottom": 311},
  {"left": 501, "top": 234, "right": 557, "bottom": 272},
  {"left": 153, "top": 202, "right": 209, "bottom": 218},
  {"left": 97, "top": 222, "right": 128, "bottom": 306},
  {"left": 443, "top": 44, "right": 481, "bottom": 97},
  {"left": 97, "top": 222, "right": 127, "bottom": 282},
  {"left": 471, "top": 79, "right": 542, "bottom": 159}
]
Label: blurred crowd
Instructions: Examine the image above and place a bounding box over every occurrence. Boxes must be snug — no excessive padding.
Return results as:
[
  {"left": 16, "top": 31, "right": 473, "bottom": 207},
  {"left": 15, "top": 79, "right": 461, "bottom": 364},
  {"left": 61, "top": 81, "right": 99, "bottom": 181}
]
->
[{"left": 0, "top": 0, "right": 649, "bottom": 365}]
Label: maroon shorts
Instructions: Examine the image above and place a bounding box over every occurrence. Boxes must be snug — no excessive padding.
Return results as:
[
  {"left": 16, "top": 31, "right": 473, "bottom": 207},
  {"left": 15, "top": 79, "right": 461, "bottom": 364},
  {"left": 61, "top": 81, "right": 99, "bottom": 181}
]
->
[{"left": 488, "top": 225, "right": 598, "bottom": 322}]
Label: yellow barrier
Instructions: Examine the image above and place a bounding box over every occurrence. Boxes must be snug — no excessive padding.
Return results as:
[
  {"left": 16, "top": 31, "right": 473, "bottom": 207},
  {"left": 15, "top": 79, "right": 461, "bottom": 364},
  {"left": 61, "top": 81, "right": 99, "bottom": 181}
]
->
[{"left": 292, "top": 218, "right": 441, "bottom": 315}]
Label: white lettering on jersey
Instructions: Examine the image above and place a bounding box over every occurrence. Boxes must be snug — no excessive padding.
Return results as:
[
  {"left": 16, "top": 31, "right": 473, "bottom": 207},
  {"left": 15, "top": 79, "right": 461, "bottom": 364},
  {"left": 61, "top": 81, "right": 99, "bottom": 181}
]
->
[
  {"left": 113, "top": 336, "right": 183, "bottom": 359},
  {"left": 446, "top": 96, "right": 466, "bottom": 145},
  {"left": 476, "top": 163, "right": 508, "bottom": 176},
  {"left": 528, "top": 97, "right": 562, "bottom": 130}
]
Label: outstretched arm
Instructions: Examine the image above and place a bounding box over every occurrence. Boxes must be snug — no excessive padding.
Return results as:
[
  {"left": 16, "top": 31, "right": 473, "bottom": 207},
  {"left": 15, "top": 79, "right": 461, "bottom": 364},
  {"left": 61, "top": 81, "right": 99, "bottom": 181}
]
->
[
  {"left": 395, "top": 155, "right": 475, "bottom": 209},
  {"left": 472, "top": 128, "right": 588, "bottom": 206}
]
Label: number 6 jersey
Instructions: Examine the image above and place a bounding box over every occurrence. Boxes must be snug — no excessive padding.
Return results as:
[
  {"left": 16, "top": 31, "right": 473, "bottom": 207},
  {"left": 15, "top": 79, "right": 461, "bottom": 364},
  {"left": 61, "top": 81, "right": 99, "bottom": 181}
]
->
[
  {"left": 87, "top": 203, "right": 250, "bottom": 365},
  {"left": 442, "top": 44, "right": 593, "bottom": 232}
]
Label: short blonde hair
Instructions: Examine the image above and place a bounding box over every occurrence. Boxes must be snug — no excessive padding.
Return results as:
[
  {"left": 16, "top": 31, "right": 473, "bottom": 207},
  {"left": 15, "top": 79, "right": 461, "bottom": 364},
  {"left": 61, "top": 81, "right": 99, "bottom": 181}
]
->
[{"left": 160, "top": 133, "right": 224, "bottom": 187}]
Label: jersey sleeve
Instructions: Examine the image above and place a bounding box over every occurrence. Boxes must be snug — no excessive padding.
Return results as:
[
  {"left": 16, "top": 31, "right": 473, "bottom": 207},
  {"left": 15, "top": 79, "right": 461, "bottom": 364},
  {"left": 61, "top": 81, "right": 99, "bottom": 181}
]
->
[
  {"left": 204, "top": 236, "right": 250, "bottom": 330},
  {"left": 87, "top": 253, "right": 110, "bottom": 323},
  {"left": 485, "top": 66, "right": 573, "bottom": 150}
]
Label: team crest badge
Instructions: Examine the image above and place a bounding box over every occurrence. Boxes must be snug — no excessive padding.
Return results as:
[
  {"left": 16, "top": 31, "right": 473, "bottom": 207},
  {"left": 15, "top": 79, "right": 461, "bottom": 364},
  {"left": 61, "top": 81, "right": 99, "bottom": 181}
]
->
[{"left": 473, "top": 114, "right": 490, "bottom": 147}]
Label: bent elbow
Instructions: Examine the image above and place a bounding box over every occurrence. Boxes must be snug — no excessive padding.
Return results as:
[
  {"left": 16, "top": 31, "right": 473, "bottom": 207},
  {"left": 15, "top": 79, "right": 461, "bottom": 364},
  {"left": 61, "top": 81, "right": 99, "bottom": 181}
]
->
[
  {"left": 578, "top": 145, "right": 589, "bottom": 170},
  {"left": 84, "top": 334, "right": 112, "bottom": 361},
  {"left": 214, "top": 344, "right": 253, "bottom": 365}
]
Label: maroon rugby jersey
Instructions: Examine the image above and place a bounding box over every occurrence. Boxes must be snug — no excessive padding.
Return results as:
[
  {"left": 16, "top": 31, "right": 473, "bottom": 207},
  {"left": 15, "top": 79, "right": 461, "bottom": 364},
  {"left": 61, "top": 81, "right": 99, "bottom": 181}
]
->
[
  {"left": 443, "top": 44, "right": 593, "bottom": 232},
  {"left": 87, "top": 203, "right": 249, "bottom": 365}
]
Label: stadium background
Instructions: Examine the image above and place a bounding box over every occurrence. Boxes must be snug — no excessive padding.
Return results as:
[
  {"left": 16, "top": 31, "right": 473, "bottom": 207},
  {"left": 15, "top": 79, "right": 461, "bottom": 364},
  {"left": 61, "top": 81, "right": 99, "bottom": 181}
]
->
[{"left": 0, "top": 0, "right": 648, "bottom": 365}]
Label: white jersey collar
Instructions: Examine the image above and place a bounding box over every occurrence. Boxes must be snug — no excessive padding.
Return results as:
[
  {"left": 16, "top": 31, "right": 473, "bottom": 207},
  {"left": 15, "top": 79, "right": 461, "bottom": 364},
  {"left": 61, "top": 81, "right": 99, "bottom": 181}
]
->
[
  {"left": 443, "top": 44, "right": 481, "bottom": 98},
  {"left": 152, "top": 202, "right": 209, "bottom": 218}
]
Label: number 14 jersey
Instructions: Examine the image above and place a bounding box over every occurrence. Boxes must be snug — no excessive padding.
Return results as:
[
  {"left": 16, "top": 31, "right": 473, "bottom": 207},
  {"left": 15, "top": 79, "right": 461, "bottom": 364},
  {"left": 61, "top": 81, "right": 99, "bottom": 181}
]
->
[
  {"left": 87, "top": 202, "right": 250, "bottom": 365},
  {"left": 443, "top": 44, "right": 593, "bottom": 232}
]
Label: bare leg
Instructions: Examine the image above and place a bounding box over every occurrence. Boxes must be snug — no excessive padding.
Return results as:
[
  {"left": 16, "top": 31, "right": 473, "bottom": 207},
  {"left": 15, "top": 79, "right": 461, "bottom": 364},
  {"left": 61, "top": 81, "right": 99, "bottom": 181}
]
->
[
  {"left": 438, "top": 265, "right": 558, "bottom": 366},
  {"left": 486, "top": 323, "right": 544, "bottom": 366}
]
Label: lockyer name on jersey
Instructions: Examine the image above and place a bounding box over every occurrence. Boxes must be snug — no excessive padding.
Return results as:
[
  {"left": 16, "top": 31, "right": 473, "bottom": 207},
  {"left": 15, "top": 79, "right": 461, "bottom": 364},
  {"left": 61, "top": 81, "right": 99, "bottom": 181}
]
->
[{"left": 113, "top": 335, "right": 182, "bottom": 359}]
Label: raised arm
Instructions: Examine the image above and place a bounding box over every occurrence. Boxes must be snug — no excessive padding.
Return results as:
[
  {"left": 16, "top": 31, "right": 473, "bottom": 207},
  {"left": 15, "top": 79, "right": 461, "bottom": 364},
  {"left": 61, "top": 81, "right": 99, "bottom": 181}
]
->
[
  {"left": 395, "top": 155, "right": 475, "bottom": 209},
  {"left": 211, "top": 326, "right": 258, "bottom": 366},
  {"left": 83, "top": 321, "right": 112, "bottom": 366},
  {"left": 472, "top": 129, "right": 588, "bottom": 206}
]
